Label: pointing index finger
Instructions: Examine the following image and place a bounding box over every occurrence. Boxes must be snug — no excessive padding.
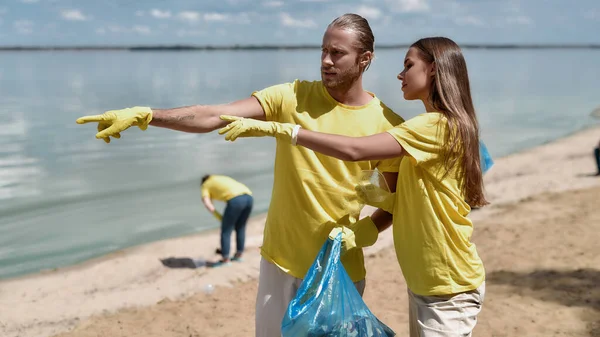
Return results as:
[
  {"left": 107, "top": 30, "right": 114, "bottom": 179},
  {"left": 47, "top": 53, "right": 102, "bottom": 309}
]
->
[{"left": 76, "top": 115, "right": 106, "bottom": 124}]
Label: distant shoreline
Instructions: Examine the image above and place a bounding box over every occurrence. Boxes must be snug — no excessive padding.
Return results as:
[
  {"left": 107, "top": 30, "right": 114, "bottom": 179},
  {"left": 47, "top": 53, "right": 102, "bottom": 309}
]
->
[{"left": 1, "top": 44, "right": 600, "bottom": 52}]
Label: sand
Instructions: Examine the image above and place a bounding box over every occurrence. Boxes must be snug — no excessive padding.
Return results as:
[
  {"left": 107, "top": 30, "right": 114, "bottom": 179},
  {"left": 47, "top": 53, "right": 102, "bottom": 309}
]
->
[{"left": 1, "top": 125, "right": 599, "bottom": 337}]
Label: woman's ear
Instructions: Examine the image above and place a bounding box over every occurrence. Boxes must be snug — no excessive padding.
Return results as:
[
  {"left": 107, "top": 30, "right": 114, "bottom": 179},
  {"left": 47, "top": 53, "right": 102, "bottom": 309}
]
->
[{"left": 429, "top": 61, "right": 436, "bottom": 76}]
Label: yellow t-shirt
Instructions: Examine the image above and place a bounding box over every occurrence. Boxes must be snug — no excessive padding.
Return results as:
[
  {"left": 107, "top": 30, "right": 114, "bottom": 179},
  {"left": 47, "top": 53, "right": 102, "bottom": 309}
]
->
[
  {"left": 386, "top": 112, "right": 485, "bottom": 296},
  {"left": 253, "top": 79, "right": 404, "bottom": 282},
  {"left": 201, "top": 175, "right": 252, "bottom": 202}
]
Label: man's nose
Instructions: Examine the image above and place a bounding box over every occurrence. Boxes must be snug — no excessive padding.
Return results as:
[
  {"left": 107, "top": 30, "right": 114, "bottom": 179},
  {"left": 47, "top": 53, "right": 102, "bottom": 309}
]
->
[{"left": 322, "top": 54, "right": 334, "bottom": 66}]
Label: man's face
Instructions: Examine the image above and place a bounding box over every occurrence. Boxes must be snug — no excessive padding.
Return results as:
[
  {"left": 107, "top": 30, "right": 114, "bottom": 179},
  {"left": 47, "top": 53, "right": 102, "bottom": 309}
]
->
[{"left": 321, "top": 28, "right": 362, "bottom": 90}]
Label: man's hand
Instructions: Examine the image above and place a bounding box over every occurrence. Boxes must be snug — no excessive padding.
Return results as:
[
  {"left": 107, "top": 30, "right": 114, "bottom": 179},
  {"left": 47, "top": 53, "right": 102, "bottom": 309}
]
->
[
  {"left": 329, "top": 226, "right": 357, "bottom": 254},
  {"left": 76, "top": 107, "right": 153, "bottom": 143},
  {"left": 355, "top": 182, "right": 396, "bottom": 214},
  {"left": 328, "top": 216, "right": 379, "bottom": 255},
  {"left": 218, "top": 115, "right": 295, "bottom": 142}
]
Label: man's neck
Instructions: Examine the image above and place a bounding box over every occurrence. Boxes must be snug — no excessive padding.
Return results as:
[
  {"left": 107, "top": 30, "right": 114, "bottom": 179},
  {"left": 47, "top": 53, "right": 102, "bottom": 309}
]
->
[{"left": 326, "top": 81, "right": 373, "bottom": 106}]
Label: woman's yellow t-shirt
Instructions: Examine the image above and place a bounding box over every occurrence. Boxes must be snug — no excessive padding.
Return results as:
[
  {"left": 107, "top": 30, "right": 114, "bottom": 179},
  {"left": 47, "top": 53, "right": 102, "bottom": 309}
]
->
[{"left": 387, "top": 112, "right": 485, "bottom": 296}]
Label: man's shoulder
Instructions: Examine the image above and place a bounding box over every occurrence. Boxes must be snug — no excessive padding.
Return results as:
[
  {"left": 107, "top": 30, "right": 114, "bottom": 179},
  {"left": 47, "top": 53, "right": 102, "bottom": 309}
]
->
[
  {"left": 293, "top": 79, "right": 323, "bottom": 93},
  {"left": 257, "top": 79, "right": 321, "bottom": 97},
  {"left": 285, "top": 80, "right": 325, "bottom": 102},
  {"left": 371, "top": 99, "right": 405, "bottom": 126}
]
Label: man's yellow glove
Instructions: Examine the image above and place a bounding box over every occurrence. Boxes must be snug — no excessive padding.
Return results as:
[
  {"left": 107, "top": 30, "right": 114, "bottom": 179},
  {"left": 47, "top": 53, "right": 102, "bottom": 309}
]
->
[
  {"left": 355, "top": 183, "right": 396, "bottom": 214},
  {"left": 328, "top": 216, "right": 379, "bottom": 254},
  {"left": 218, "top": 115, "right": 295, "bottom": 142},
  {"left": 76, "top": 106, "right": 153, "bottom": 143},
  {"left": 212, "top": 210, "right": 223, "bottom": 221}
]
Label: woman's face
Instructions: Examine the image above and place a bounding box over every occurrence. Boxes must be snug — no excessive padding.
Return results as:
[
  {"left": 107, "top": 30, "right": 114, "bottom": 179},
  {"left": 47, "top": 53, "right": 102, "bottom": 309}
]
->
[{"left": 397, "top": 47, "right": 435, "bottom": 101}]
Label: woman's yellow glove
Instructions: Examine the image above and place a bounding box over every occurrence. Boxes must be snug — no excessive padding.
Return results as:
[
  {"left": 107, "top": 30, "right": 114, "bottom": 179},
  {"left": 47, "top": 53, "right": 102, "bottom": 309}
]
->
[
  {"left": 76, "top": 106, "right": 153, "bottom": 143},
  {"left": 219, "top": 115, "right": 295, "bottom": 142},
  {"left": 328, "top": 216, "right": 379, "bottom": 254},
  {"left": 355, "top": 183, "right": 396, "bottom": 214}
]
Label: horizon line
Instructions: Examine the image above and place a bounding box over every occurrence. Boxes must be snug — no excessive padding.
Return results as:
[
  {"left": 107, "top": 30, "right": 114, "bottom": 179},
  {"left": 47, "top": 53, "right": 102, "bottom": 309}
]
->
[{"left": 0, "top": 43, "right": 599, "bottom": 51}]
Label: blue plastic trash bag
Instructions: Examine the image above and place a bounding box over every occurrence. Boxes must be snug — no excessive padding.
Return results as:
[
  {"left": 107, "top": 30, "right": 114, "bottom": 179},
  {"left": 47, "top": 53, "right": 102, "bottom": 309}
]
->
[
  {"left": 480, "top": 141, "right": 494, "bottom": 174},
  {"left": 281, "top": 233, "right": 395, "bottom": 337}
]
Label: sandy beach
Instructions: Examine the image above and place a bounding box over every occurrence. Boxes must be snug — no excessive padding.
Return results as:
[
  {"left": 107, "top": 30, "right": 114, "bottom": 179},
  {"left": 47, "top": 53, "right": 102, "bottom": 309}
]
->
[{"left": 1, "top": 125, "right": 599, "bottom": 337}]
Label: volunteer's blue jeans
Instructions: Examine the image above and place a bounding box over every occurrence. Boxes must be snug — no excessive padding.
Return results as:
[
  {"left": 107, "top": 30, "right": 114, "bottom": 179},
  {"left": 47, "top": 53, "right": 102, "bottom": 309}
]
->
[
  {"left": 595, "top": 147, "right": 600, "bottom": 174},
  {"left": 221, "top": 194, "right": 253, "bottom": 259}
]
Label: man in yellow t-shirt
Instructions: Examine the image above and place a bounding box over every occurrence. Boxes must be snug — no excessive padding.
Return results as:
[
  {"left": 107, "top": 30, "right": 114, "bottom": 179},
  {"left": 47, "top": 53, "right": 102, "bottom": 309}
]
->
[
  {"left": 200, "top": 174, "right": 253, "bottom": 266},
  {"left": 76, "top": 14, "right": 403, "bottom": 336}
]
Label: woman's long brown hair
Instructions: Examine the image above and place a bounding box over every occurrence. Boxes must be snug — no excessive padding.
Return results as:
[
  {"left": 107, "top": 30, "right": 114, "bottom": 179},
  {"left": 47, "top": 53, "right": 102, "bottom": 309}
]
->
[{"left": 412, "top": 37, "right": 488, "bottom": 207}]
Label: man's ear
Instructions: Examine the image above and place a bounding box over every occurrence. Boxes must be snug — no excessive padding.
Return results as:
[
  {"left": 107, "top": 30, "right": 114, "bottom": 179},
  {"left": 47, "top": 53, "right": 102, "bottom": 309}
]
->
[{"left": 360, "top": 51, "right": 373, "bottom": 68}]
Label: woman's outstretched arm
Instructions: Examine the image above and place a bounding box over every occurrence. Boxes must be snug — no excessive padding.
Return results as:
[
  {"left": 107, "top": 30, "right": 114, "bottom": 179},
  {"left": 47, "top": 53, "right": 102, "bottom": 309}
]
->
[
  {"left": 218, "top": 115, "right": 404, "bottom": 161},
  {"left": 296, "top": 129, "right": 404, "bottom": 161}
]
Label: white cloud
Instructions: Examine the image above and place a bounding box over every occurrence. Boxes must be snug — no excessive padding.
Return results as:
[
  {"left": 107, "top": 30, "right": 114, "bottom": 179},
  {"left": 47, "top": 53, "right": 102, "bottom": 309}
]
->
[
  {"left": 506, "top": 15, "right": 533, "bottom": 25},
  {"left": 200, "top": 12, "right": 252, "bottom": 24},
  {"left": 150, "top": 9, "right": 171, "bottom": 19},
  {"left": 204, "top": 13, "right": 229, "bottom": 22},
  {"left": 0, "top": 8, "right": 7, "bottom": 15},
  {"left": 96, "top": 25, "right": 151, "bottom": 35},
  {"left": 178, "top": 11, "right": 200, "bottom": 24},
  {"left": 14, "top": 20, "right": 34, "bottom": 34},
  {"left": 20, "top": 0, "right": 39, "bottom": 3},
  {"left": 356, "top": 5, "right": 382, "bottom": 20},
  {"left": 262, "top": 1, "right": 283, "bottom": 7},
  {"left": 280, "top": 13, "right": 317, "bottom": 28},
  {"left": 176, "top": 29, "right": 206, "bottom": 37},
  {"left": 133, "top": 25, "right": 151, "bottom": 34},
  {"left": 61, "top": 9, "right": 89, "bottom": 21},
  {"left": 387, "top": 0, "right": 429, "bottom": 13},
  {"left": 455, "top": 15, "right": 484, "bottom": 27},
  {"left": 135, "top": 10, "right": 144, "bottom": 17}
]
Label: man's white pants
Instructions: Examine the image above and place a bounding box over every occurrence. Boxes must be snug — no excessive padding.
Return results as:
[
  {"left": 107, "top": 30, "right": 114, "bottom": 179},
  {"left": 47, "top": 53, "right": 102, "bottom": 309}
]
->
[{"left": 255, "top": 258, "right": 366, "bottom": 337}]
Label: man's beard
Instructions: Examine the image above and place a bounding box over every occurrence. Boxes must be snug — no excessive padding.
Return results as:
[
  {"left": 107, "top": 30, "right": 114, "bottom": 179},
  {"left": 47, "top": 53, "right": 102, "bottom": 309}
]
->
[{"left": 321, "top": 62, "right": 362, "bottom": 91}]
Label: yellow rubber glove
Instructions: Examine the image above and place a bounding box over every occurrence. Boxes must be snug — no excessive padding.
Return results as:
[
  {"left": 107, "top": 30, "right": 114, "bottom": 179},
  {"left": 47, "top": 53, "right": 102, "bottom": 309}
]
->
[
  {"left": 329, "top": 226, "right": 356, "bottom": 254},
  {"left": 328, "top": 216, "right": 379, "bottom": 254},
  {"left": 212, "top": 210, "right": 223, "bottom": 221},
  {"left": 76, "top": 106, "right": 153, "bottom": 143},
  {"left": 355, "top": 182, "right": 396, "bottom": 214},
  {"left": 218, "top": 115, "right": 295, "bottom": 142}
]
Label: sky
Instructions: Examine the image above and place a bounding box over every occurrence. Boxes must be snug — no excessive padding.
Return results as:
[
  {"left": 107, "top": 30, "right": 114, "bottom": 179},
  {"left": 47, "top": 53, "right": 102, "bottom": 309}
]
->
[{"left": 0, "top": 0, "right": 599, "bottom": 46}]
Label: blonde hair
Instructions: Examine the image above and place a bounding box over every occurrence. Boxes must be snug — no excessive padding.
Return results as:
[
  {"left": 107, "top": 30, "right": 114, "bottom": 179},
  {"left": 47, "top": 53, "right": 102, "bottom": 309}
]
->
[{"left": 328, "top": 13, "right": 375, "bottom": 71}]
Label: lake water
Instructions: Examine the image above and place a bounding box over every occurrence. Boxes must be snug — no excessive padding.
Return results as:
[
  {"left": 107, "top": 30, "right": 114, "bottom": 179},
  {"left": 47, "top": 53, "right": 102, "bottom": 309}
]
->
[{"left": 0, "top": 48, "right": 599, "bottom": 279}]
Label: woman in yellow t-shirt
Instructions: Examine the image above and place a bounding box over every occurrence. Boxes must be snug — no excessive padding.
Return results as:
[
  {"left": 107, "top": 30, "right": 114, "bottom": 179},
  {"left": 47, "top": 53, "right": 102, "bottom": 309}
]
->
[{"left": 220, "top": 37, "right": 487, "bottom": 336}]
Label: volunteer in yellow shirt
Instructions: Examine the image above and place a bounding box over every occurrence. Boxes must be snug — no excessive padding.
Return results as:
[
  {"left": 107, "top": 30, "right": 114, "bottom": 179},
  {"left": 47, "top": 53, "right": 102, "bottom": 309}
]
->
[
  {"left": 201, "top": 174, "right": 253, "bottom": 266},
  {"left": 218, "top": 37, "right": 488, "bottom": 336},
  {"left": 75, "top": 14, "right": 402, "bottom": 336}
]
